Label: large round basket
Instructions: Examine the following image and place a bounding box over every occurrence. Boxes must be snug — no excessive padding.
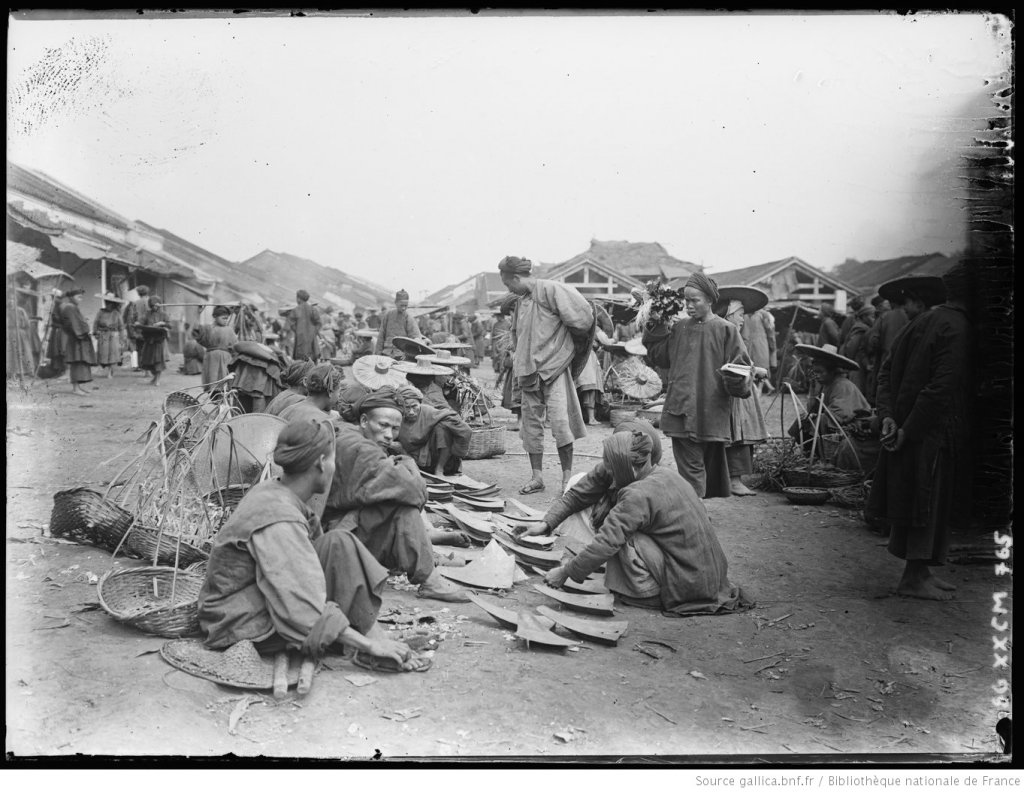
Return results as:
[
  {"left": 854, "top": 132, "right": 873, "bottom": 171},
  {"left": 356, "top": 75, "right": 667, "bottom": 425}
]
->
[
  {"left": 609, "top": 406, "right": 640, "bottom": 428},
  {"left": 50, "top": 488, "right": 134, "bottom": 553},
  {"left": 721, "top": 370, "right": 753, "bottom": 399},
  {"left": 782, "top": 487, "right": 831, "bottom": 506},
  {"left": 125, "top": 525, "right": 209, "bottom": 568},
  {"left": 97, "top": 566, "right": 203, "bottom": 638},
  {"left": 782, "top": 464, "right": 864, "bottom": 489},
  {"left": 203, "top": 485, "right": 250, "bottom": 531},
  {"left": 465, "top": 426, "right": 506, "bottom": 460}
]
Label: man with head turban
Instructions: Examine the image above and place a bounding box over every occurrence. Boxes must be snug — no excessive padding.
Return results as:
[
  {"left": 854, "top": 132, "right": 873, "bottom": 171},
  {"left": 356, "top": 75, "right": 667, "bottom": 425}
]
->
[
  {"left": 323, "top": 386, "right": 469, "bottom": 603},
  {"left": 199, "top": 417, "right": 432, "bottom": 671},
  {"left": 264, "top": 359, "right": 316, "bottom": 416},
  {"left": 395, "top": 382, "right": 472, "bottom": 477},
  {"left": 533, "top": 431, "right": 752, "bottom": 616},
  {"left": 838, "top": 302, "right": 877, "bottom": 395},
  {"left": 498, "top": 254, "right": 595, "bottom": 495},
  {"left": 374, "top": 288, "right": 426, "bottom": 359},
  {"left": 192, "top": 305, "right": 239, "bottom": 393},
  {"left": 277, "top": 362, "right": 344, "bottom": 424},
  {"left": 642, "top": 272, "right": 750, "bottom": 498},
  {"left": 817, "top": 302, "right": 841, "bottom": 348},
  {"left": 290, "top": 289, "right": 322, "bottom": 362},
  {"left": 865, "top": 260, "right": 974, "bottom": 602}
]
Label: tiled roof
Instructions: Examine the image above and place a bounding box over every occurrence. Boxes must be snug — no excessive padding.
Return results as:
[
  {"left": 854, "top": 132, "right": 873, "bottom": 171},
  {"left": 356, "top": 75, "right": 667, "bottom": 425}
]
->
[
  {"left": 706, "top": 256, "right": 857, "bottom": 294},
  {"left": 830, "top": 253, "right": 958, "bottom": 292},
  {"left": 549, "top": 239, "right": 701, "bottom": 282},
  {"left": 7, "top": 162, "right": 130, "bottom": 230}
]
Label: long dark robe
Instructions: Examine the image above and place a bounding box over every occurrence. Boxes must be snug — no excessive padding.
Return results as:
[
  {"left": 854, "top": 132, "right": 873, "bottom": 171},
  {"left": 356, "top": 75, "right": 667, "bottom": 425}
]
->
[
  {"left": 865, "top": 306, "right": 972, "bottom": 565},
  {"left": 864, "top": 308, "right": 909, "bottom": 403},
  {"left": 61, "top": 302, "right": 96, "bottom": 365},
  {"left": 7, "top": 306, "right": 40, "bottom": 376},
  {"left": 93, "top": 308, "right": 124, "bottom": 366},
  {"left": 549, "top": 466, "right": 750, "bottom": 616},
  {"left": 644, "top": 315, "right": 746, "bottom": 443},
  {"left": 373, "top": 309, "right": 420, "bottom": 357},
  {"left": 839, "top": 319, "right": 872, "bottom": 394},
  {"left": 199, "top": 479, "right": 387, "bottom": 652},
  {"left": 290, "top": 302, "right": 321, "bottom": 361},
  {"left": 138, "top": 308, "right": 170, "bottom": 372}
]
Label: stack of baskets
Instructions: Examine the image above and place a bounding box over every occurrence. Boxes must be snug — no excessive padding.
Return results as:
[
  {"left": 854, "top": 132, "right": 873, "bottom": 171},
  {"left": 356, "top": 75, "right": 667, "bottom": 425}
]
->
[
  {"left": 50, "top": 488, "right": 135, "bottom": 554},
  {"left": 465, "top": 425, "right": 506, "bottom": 460},
  {"left": 97, "top": 566, "right": 204, "bottom": 638}
]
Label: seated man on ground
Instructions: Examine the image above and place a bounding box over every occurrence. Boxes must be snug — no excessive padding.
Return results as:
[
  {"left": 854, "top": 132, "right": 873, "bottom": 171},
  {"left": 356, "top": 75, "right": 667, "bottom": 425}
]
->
[
  {"left": 323, "top": 387, "right": 469, "bottom": 603},
  {"left": 277, "top": 362, "right": 344, "bottom": 424},
  {"left": 198, "top": 416, "right": 429, "bottom": 671},
  {"left": 528, "top": 430, "right": 752, "bottom": 616},
  {"left": 264, "top": 359, "right": 315, "bottom": 416},
  {"left": 396, "top": 384, "right": 472, "bottom": 477}
]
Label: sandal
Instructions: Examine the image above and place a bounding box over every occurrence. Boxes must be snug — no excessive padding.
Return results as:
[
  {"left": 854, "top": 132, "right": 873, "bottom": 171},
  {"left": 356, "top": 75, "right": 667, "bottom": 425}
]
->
[
  {"left": 353, "top": 651, "right": 433, "bottom": 673},
  {"left": 518, "top": 479, "right": 545, "bottom": 495}
]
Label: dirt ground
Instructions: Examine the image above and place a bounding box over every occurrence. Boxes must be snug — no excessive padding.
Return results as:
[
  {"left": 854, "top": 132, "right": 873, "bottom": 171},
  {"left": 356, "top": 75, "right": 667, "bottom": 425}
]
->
[{"left": 4, "top": 360, "right": 1011, "bottom": 762}]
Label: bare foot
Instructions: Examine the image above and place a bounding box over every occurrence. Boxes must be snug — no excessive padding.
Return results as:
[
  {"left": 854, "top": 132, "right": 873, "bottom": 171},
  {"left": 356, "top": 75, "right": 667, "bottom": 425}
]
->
[
  {"left": 730, "top": 478, "right": 755, "bottom": 496},
  {"left": 897, "top": 579, "right": 954, "bottom": 601},
  {"left": 70, "top": 389, "right": 87, "bottom": 397},
  {"left": 927, "top": 574, "right": 957, "bottom": 591}
]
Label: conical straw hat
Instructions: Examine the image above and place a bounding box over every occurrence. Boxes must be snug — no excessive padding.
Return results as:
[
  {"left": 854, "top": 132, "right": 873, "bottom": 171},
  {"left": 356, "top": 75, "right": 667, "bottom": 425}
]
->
[{"left": 352, "top": 355, "right": 408, "bottom": 389}]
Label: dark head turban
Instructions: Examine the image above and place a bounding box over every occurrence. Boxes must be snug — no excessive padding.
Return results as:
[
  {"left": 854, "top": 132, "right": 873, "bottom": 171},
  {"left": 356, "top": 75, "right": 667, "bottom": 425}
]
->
[
  {"left": 614, "top": 419, "right": 663, "bottom": 467},
  {"left": 273, "top": 417, "right": 335, "bottom": 474},
  {"left": 212, "top": 305, "right": 232, "bottom": 318},
  {"left": 684, "top": 272, "right": 720, "bottom": 304},
  {"left": 283, "top": 359, "right": 315, "bottom": 388},
  {"left": 849, "top": 296, "right": 865, "bottom": 312},
  {"left": 296, "top": 289, "right": 310, "bottom": 302},
  {"left": 602, "top": 430, "right": 655, "bottom": 489},
  {"left": 498, "top": 256, "right": 533, "bottom": 277},
  {"left": 355, "top": 386, "right": 406, "bottom": 416},
  {"left": 397, "top": 383, "right": 424, "bottom": 404},
  {"left": 395, "top": 289, "right": 409, "bottom": 301},
  {"left": 305, "top": 362, "right": 343, "bottom": 395}
]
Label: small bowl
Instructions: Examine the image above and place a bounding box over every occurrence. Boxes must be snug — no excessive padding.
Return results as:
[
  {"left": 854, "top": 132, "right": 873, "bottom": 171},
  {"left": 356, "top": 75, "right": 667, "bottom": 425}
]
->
[{"left": 782, "top": 487, "right": 831, "bottom": 506}]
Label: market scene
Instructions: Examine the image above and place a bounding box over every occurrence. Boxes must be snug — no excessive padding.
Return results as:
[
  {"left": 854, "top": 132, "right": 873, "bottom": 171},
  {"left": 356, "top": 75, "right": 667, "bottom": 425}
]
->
[{"left": 5, "top": 12, "right": 1013, "bottom": 763}]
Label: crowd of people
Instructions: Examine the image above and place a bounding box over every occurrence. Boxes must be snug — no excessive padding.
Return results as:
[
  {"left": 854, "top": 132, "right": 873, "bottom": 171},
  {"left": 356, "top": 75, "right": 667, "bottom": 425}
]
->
[{"left": 8, "top": 253, "right": 977, "bottom": 674}]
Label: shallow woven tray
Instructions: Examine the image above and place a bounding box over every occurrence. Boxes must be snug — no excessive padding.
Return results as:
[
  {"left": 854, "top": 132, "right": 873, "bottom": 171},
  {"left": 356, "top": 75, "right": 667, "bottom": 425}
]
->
[
  {"left": 782, "top": 486, "right": 831, "bottom": 505},
  {"left": 98, "top": 566, "right": 203, "bottom": 637}
]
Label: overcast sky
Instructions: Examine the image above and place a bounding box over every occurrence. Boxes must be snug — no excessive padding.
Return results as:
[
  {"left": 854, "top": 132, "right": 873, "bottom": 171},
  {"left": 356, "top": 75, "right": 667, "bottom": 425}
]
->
[{"left": 7, "top": 11, "right": 1010, "bottom": 299}]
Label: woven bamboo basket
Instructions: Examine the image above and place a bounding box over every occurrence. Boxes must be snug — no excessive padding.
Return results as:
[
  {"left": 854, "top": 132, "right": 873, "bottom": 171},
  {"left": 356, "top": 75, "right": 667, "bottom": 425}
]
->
[
  {"left": 829, "top": 482, "right": 871, "bottom": 509},
  {"left": 98, "top": 566, "right": 203, "bottom": 638},
  {"left": 465, "top": 426, "right": 506, "bottom": 460},
  {"left": 609, "top": 406, "right": 640, "bottom": 428},
  {"left": 203, "top": 485, "right": 249, "bottom": 511},
  {"left": 50, "top": 488, "right": 135, "bottom": 554},
  {"left": 782, "top": 486, "right": 831, "bottom": 506},
  {"left": 782, "top": 464, "right": 864, "bottom": 489},
  {"left": 126, "top": 525, "right": 209, "bottom": 568}
]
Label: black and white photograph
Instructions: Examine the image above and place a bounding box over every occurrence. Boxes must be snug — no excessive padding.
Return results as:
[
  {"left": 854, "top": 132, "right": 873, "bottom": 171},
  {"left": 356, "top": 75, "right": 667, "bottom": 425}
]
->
[{"left": 5, "top": 9, "right": 1013, "bottom": 766}]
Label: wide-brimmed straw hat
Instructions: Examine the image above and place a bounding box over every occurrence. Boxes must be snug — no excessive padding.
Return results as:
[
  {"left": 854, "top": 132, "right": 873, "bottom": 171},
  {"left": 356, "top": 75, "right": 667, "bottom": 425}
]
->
[
  {"left": 393, "top": 356, "right": 455, "bottom": 376},
  {"left": 794, "top": 343, "right": 859, "bottom": 371},
  {"left": 392, "top": 336, "right": 434, "bottom": 359},
  {"left": 352, "top": 355, "right": 408, "bottom": 389},
  {"left": 877, "top": 276, "right": 946, "bottom": 308},
  {"left": 715, "top": 285, "right": 769, "bottom": 315},
  {"left": 432, "top": 341, "right": 472, "bottom": 351},
  {"left": 160, "top": 639, "right": 301, "bottom": 690},
  {"left": 624, "top": 337, "right": 647, "bottom": 357},
  {"left": 96, "top": 292, "right": 126, "bottom": 304},
  {"left": 419, "top": 348, "right": 471, "bottom": 367}
]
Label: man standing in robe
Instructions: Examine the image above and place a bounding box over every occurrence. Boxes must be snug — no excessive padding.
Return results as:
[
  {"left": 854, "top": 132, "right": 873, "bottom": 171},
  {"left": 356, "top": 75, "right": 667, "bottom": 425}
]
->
[
  {"left": 864, "top": 296, "right": 909, "bottom": 405},
  {"left": 817, "top": 303, "right": 841, "bottom": 347},
  {"left": 643, "top": 273, "right": 748, "bottom": 498},
  {"left": 866, "top": 266, "right": 971, "bottom": 601},
  {"left": 290, "top": 290, "right": 321, "bottom": 362},
  {"left": 374, "top": 290, "right": 423, "bottom": 359},
  {"left": 741, "top": 306, "right": 777, "bottom": 394},
  {"left": 323, "top": 387, "right": 469, "bottom": 603},
  {"left": 499, "top": 255, "right": 594, "bottom": 495},
  {"left": 123, "top": 284, "right": 150, "bottom": 371}
]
